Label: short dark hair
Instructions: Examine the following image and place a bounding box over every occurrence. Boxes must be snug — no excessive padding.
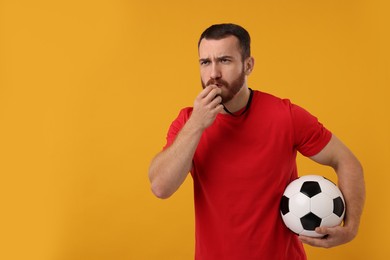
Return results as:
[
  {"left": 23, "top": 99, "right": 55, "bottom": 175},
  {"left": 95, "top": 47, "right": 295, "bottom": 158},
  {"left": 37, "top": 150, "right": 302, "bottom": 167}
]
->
[{"left": 198, "top": 23, "right": 251, "bottom": 61}]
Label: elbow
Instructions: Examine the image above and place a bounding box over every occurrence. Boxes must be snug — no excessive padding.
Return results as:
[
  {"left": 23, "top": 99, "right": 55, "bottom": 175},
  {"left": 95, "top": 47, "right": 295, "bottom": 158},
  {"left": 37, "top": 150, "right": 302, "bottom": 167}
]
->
[
  {"left": 148, "top": 159, "right": 182, "bottom": 199},
  {"left": 151, "top": 182, "right": 173, "bottom": 199},
  {"left": 148, "top": 163, "right": 171, "bottom": 199},
  {"left": 149, "top": 168, "right": 173, "bottom": 199}
]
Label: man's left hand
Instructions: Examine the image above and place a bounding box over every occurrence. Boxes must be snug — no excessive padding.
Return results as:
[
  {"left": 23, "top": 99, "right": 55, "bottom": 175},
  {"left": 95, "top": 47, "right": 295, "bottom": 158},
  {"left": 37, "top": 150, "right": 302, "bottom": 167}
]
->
[{"left": 298, "top": 225, "right": 357, "bottom": 248}]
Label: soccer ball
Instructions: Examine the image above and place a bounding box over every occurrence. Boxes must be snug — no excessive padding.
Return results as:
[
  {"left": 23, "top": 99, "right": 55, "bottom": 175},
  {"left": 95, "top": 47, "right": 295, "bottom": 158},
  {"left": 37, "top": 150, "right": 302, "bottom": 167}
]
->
[{"left": 280, "top": 175, "right": 345, "bottom": 237}]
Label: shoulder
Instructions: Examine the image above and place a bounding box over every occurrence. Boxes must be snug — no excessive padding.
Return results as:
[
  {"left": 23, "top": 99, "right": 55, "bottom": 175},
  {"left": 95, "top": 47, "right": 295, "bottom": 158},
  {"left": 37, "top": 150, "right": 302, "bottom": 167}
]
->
[
  {"left": 164, "top": 107, "right": 193, "bottom": 149},
  {"left": 251, "top": 90, "right": 293, "bottom": 114},
  {"left": 175, "top": 107, "right": 193, "bottom": 122},
  {"left": 253, "top": 90, "right": 291, "bottom": 104},
  {"left": 168, "top": 107, "right": 193, "bottom": 132}
]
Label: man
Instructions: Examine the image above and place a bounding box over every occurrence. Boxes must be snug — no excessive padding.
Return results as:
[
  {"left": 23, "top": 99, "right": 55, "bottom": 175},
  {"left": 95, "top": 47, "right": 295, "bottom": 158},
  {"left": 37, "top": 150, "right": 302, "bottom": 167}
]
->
[{"left": 148, "top": 23, "right": 365, "bottom": 259}]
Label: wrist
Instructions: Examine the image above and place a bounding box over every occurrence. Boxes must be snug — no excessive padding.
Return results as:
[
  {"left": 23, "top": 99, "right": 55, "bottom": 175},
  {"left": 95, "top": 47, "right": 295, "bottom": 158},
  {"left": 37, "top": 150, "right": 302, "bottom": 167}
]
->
[
  {"left": 187, "top": 115, "right": 208, "bottom": 133},
  {"left": 342, "top": 219, "right": 360, "bottom": 239}
]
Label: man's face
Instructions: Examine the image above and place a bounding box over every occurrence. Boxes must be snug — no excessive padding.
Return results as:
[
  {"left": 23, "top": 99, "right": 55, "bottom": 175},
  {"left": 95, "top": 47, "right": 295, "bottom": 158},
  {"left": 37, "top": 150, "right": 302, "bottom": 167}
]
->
[{"left": 199, "top": 36, "right": 246, "bottom": 103}]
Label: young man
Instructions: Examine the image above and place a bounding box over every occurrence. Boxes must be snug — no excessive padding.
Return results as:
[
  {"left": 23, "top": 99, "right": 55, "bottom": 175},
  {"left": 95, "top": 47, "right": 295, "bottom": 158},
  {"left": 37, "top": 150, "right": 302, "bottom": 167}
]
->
[{"left": 149, "top": 23, "right": 365, "bottom": 259}]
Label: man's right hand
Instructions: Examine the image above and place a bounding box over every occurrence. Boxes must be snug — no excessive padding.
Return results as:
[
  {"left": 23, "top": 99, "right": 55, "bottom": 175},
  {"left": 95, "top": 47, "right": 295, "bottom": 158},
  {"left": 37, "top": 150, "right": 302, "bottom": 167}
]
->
[
  {"left": 190, "top": 85, "right": 224, "bottom": 130},
  {"left": 148, "top": 85, "right": 223, "bottom": 199}
]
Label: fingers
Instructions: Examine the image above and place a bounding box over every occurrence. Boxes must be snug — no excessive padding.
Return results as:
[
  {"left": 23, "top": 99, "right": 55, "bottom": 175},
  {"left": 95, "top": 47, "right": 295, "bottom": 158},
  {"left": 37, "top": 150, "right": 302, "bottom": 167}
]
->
[
  {"left": 298, "top": 226, "right": 351, "bottom": 249},
  {"left": 316, "top": 226, "right": 332, "bottom": 236},
  {"left": 191, "top": 86, "right": 223, "bottom": 130},
  {"left": 298, "top": 231, "right": 331, "bottom": 248},
  {"left": 195, "top": 85, "right": 223, "bottom": 112},
  {"left": 210, "top": 93, "right": 222, "bottom": 108},
  {"left": 298, "top": 226, "right": 331, "bottom": 248},
  {"left": 199, "top": 85, "right": 222, "bottom": 103}
]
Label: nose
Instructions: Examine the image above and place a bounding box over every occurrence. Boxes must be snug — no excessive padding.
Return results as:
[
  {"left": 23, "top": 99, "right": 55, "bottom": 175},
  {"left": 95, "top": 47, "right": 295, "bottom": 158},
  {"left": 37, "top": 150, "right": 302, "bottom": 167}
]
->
[{"left": 210, "top": 63, "right": 221, "bottom": 80}]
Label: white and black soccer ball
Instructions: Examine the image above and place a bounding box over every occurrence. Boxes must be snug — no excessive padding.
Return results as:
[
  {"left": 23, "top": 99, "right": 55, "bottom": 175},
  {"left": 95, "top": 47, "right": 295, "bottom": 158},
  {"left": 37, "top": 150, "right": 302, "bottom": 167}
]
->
[{"left": 280, "top": 175, "right": 345, "bottom": 237}]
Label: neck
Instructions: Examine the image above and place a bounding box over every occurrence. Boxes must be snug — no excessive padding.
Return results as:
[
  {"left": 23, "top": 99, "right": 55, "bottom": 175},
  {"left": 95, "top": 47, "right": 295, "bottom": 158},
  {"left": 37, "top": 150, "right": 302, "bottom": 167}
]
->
[{"left": 222, "top": 86, "right": 251, "bottom": 114}]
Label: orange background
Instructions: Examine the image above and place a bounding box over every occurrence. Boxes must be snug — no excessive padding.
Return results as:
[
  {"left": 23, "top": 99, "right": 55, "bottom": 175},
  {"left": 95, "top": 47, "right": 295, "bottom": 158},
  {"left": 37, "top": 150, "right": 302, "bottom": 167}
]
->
[{"left": 0, "top": 0, "right": 389, "bottom": 259}]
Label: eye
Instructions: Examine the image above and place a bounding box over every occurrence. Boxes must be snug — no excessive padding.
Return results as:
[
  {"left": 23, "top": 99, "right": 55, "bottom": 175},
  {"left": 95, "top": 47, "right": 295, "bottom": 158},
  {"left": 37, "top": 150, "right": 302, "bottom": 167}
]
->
[
  {"left": 220, "top": 58, "right": 231, "bottom": 64},
  {"left": 199, "top": 59, "right": 210, "bottom": 66}
]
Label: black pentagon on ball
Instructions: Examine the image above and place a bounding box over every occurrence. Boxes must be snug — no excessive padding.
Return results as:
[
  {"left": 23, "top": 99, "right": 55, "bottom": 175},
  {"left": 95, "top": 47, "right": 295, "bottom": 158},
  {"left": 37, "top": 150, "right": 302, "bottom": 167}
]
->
[
  {"left": 333, "top": 197, "right": 345, "bottom": 217},
  {"left": 300, "top": 212, "right": 322, "bottom": 230},
  {"left": 280, "top": 195, "right": 290, "bottom": 215},
  {"left": 300, "top": 181, "right": 322, "bottom": 198}
]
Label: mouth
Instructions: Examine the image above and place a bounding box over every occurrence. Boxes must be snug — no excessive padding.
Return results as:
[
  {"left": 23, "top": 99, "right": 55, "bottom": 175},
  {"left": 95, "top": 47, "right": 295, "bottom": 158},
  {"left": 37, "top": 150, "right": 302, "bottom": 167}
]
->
[
  {"left": 208, "top": 82, "right": 223, "bottom": 88},
  {"left": 203, "top": 78, "right": 227, "bottom": 89}
]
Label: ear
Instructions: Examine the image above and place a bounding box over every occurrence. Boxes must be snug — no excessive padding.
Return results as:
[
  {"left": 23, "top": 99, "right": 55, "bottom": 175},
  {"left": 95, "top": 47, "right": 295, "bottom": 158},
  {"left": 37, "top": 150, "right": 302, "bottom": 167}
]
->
[{"left": 244, "top": 57, "right": 255, "bottom": 75}]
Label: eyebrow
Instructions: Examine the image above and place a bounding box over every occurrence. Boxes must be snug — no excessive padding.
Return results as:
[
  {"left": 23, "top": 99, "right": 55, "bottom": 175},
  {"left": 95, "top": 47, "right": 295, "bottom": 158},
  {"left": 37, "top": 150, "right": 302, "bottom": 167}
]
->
[
  {"left": 217, "top": 55, "right": 234, "bottom": 60},
  {"left": 199, "top": 55, "right": 235, "bottom": 62},
  {"left": 199, "top": 58, "right": 210, "bottom": 63}
]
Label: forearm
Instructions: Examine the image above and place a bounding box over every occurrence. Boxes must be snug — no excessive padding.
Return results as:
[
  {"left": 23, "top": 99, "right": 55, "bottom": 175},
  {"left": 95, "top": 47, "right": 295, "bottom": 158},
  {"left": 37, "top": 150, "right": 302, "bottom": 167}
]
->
[
  {"left": 335, "top": 153, "right": 365, "bottom": 236},
  {"left": 149, "top": 86, "right": 223, "bottom": 199},
  {"left": 149, "top": 118, "right": 204, "bottom": 199},
  {"left": 304, "top": 135, "right": 366, "bottom": 247}
]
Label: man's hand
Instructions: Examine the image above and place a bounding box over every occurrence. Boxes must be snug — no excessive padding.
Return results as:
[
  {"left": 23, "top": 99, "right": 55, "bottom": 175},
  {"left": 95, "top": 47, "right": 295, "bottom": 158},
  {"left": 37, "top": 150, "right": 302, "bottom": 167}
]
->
[
  {"left": 148, "top": 85, "right": 224, "bottom": 199},
  {"left": 305, "top": 135, "right": 365, "bottom": 248},
  {"left": 190, "top": 85, "right": 224, "bottom": 130},
  {"left": 299, "top": 225, "right": 357, "bottom": 248}
]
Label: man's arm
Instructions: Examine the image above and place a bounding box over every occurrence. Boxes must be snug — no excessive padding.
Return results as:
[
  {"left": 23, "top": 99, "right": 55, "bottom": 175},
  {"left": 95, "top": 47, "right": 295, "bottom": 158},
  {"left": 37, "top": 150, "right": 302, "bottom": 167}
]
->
[
  {"left": 148, "top": 86, "right": 223, "bottom": 199},
  {"left": 299, "top": 134, "right": 365, "bottom": 248}
]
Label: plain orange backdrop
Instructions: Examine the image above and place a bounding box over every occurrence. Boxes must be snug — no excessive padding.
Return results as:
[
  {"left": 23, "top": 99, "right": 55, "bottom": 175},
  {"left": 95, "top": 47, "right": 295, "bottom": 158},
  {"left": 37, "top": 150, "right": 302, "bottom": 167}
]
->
[{"left": 0, "top": 0, "right": 389, "bottom": 259}]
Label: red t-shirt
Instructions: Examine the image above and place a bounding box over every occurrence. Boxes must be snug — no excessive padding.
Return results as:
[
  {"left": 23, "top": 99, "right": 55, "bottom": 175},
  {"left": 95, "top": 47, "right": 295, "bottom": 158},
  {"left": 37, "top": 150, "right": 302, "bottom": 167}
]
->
[{"left": 165, "top": 90, "right": 332, "bottom": 260}]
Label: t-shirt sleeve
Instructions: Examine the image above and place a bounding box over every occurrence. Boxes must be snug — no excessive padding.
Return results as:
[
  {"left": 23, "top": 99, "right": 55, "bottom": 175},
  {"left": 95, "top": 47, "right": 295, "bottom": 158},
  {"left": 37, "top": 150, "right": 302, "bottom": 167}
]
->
[
  {"left": 291, "top": 103, "right": 332, "bottom": 157},
  {"left": 163, "top": 108, "right": 192, "bottom": 150}
]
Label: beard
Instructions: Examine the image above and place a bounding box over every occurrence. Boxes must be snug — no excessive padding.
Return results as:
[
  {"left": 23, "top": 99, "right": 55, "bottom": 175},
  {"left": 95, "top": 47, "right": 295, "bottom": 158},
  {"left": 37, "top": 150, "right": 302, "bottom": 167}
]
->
[{"left": 201, "top": 66, "right": 246, "bottom": 104}]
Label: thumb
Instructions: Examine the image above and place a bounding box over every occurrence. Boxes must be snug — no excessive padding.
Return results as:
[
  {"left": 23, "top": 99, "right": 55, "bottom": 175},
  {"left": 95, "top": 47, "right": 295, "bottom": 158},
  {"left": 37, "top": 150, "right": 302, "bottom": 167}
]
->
[{"left": 315, "top": 226, "right": 330, "bottom": 236}]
